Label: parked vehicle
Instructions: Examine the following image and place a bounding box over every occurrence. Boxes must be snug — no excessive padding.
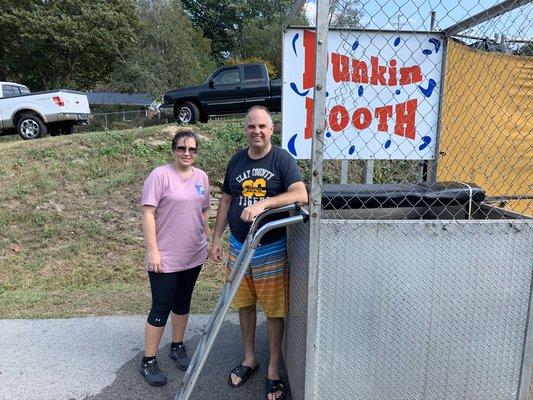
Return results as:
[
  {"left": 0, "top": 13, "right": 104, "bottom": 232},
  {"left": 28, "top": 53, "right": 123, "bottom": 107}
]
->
[
  {"left": 159, "top": 63, "right": 281, "bottom": 124},
  {"left": 0, "top": 82, "right": 91, "bottom": 140}
]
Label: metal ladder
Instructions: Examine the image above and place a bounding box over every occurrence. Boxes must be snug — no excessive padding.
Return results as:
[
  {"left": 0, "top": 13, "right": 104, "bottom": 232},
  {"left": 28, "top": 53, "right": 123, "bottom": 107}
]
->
[{"left": 175, "top": 203, "right": 309, "bottom": 400}]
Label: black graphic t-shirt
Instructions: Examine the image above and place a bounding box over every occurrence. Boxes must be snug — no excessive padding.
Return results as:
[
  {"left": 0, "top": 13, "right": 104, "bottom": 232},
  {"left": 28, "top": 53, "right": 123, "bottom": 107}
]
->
[{"left": 222, "top": 145, "right": 303, "bottom": 244}]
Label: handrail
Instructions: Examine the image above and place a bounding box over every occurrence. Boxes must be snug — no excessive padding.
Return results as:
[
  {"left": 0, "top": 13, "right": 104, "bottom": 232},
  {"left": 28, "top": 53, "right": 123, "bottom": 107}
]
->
[
  {"left": 176, "top": 204, "right": 308, "bottom": 400},
  {"left": 247, "top": 203, "right": 301, "bottom": 237},
  {"left": 252, "top": 214, "right": 308, "bottom": 247}
]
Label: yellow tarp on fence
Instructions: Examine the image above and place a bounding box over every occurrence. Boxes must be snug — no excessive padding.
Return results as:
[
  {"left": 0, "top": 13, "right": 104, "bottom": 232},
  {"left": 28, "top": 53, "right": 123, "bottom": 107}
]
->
[{"left": 438, "top": 40, "right": 532, "bottom": 215}]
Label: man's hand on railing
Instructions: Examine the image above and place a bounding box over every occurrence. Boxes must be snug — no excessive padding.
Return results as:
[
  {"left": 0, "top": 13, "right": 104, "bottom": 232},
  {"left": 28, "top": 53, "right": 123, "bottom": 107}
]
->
[{"left": 240, "top": 200, "right": 267, "bottom": 222}]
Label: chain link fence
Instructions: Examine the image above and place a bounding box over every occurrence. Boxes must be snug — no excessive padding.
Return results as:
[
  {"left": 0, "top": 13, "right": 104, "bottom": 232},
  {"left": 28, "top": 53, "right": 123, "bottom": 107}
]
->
[
  {"left": 283, "top": 0, "right": 532, "bottom": 220},
  {"left": 76, "top": 110, "right": 170, "bottom": 133},
  {"left": 77, "top": 110, "right": 259, "bottom": 134},
  {"left": 282, "top": 1, "right": 532, "bottom": 400}
]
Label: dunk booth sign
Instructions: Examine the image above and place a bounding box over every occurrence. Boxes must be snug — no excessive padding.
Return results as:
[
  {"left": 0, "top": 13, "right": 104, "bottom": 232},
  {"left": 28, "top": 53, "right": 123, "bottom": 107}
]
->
[{"left": 282, "top": 29, "right": 444, "bottom": 160}]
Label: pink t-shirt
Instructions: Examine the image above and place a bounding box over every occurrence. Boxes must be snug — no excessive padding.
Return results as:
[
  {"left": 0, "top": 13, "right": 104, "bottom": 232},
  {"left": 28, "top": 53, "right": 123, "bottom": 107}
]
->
[{"left": 141, "top": 164, "right": 210, "bottom": 273}]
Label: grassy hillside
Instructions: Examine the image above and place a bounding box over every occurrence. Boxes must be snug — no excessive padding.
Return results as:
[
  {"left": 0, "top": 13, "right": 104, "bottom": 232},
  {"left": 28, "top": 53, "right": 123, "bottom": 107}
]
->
[{"left": 0, "top": 120, "right": 251, "bottom": 318}]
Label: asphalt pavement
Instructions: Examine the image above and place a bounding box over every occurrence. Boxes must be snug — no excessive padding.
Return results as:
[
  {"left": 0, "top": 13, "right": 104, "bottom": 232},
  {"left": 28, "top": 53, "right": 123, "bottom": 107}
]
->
[{"left": 0, "top": 313, "right": 292, "bottom": 400}]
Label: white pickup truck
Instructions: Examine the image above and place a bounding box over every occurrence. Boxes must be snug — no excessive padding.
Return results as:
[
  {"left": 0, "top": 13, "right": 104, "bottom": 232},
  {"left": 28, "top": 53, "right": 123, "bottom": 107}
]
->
[{"left": 0, "top": 82, "right": 91, "bottom": 140}]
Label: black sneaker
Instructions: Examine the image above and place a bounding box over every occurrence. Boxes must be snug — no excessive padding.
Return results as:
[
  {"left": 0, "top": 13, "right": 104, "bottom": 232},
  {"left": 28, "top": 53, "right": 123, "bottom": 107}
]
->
[
  {"left": 170, "top": 343, "right": 191, "bottom": 371},
  {"left": 140, "top": 358, "right": 167, "bottom": 386}
]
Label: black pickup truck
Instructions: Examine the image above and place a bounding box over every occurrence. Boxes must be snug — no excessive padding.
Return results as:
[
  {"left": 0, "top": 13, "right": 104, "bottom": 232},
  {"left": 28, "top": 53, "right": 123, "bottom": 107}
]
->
[{"left": 159, "top": 63, "right": 281, "bottom": 124}]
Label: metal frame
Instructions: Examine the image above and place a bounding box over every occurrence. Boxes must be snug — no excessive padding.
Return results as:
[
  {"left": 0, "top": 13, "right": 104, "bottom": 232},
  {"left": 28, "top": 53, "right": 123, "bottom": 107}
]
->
[
  {"left": 340, "top": 160, "right": 349, "bottom": 184},
  {"left": 518, "top": 274, "right": 533, "bottom": 400},
  {"left": 283, "top": 0, "right": 306, "bottom": 32},
  {"left": 175, "top": 204, "right": 308, "bottom": 400},
  {"left": 365, "top": 160, "right": 374, "bottom": 184},
  {"left": 305, "top": 0, "right": 330, "bottom": 399},
  {"left": 282, "top": 2, "right": 532, "bottom": 400},
  {"left": 287, "top": 26, "right": 448, "bottom": 35},
  {"left": 443, "top": 0, "right": 532, "bottom": 36},
  {"left": 426, "top": 35, "right": 448, "bottom": 183}
]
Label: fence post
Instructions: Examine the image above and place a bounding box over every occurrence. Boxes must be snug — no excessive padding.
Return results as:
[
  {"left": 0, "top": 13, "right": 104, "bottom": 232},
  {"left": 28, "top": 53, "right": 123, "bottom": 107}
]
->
[
  {"left": 365, "top": 160, "right": 374, "bottom": 184},
  {"left": 340, "top": 160, "right": 349, "bottom": 183},
  {"left": 305, "top": 0, "right": 329, "bottom": 399}
]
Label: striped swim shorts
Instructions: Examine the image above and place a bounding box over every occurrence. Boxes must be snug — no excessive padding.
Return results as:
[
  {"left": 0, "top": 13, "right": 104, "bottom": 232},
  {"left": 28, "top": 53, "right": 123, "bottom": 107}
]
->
[{"left": 227, "top": 234, "right": 289, "bottom": 318}]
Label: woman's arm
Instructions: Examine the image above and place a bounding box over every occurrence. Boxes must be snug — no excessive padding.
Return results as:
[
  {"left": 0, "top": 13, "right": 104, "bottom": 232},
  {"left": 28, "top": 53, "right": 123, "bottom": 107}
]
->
[
  {"left": 142, "top": 205, "right": 161, "bottom": 273},
  {"left": 202, "top": 209, "right": 211, "bottom": 255},
  {"left": 210, "top": 193, "right": 232, "bottom": 262}
]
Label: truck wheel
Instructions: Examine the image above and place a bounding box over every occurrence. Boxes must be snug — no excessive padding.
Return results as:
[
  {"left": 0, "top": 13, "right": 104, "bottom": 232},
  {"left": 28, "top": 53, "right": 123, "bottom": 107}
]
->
[
  {"left": 16, "top": 114, "right": 47, "bottom": 140},
  {"left": 176, "top": 102, "right": 199, "bottom": 124}
]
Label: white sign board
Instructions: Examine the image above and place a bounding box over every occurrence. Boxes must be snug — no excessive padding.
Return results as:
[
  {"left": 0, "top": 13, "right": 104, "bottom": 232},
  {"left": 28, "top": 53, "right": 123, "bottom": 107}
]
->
[{"left": 282, "top": 28, "right": 444, "bottom": 160}]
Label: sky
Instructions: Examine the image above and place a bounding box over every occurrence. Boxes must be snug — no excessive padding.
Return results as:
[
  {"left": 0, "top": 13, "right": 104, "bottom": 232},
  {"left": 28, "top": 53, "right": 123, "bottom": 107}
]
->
[{"left": 302, "top": 0, "right": 532, "bottom": 41}]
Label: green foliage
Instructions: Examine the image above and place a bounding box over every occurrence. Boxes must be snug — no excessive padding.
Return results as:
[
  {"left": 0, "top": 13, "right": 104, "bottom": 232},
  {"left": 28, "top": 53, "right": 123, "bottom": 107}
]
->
[
  {"left": 0, "top": 123, "right": 242, "bottom": 317},
  {"left": 195, "top": 120, "right": 248, "bottom": 178},
  {"left": 238, "top": 16, "right": 286, "bottom": 76},
  {"left": 180, "top": 0, "right": 301, "bottom": 68},
  {"left": 104, "top": 0, "right": 215, "bottom": 97},
  {"left": 0, "top": 0, "right": 140, "bottom": 91},
  {"left": 180, "top": 0, "right": 247, "bottom": 62},
  {"left": 328, "top": 0, "right": 362, "bottom": 28}
]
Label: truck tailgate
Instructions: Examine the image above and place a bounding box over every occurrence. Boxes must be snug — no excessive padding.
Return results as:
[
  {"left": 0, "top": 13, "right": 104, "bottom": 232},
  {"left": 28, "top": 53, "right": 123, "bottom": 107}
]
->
[{"left": 61, "top": 91, "right": 91, "bottom": 114}]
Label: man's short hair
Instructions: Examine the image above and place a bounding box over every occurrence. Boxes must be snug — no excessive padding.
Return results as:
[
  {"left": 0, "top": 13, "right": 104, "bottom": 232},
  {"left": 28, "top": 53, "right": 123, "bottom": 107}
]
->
[{"left": 244, "top": 106, "right": 273, "bottom": 126}]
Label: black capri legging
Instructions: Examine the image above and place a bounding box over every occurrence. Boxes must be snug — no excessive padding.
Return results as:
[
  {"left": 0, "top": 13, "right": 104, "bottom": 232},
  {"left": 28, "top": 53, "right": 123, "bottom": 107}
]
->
[{"left": 147, "top": 265, "right": 202, "bottom": 327}]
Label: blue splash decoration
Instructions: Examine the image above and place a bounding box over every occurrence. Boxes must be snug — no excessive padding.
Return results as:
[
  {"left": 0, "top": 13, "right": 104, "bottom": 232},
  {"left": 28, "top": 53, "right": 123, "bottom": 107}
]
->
[
  {"left": 348, "top": 145, "right": 356, "bottom": 155},
  {"left": 422, "top": 38, "right": 442, "bottom": 55},
  {"left": 429, "top": 38, "right": 441, "bottom": 53},
  {"left": 326, "top": 91, "right": 329, "bottom": 97},
  {"left": 394, "top": 37, "right": 401, "bottom": 46},
  {"left": 419, "top": 79, "right": 437, "bottom": 97},
  {"left": 395, "top": 89, "right": 401, "bottom": 95},
  {"left": 290, "top": 82, "right": 310, "bottom": 97},
  {"left": 358, "top": 85, "right": 364, "bottom": 96},
  {"left": 292, "top": 33, "right": 299, "bottom": 56},
  {"left": 288, "top": 134, "right": 298, "bottom": 157},
  {"left": 352, "top": 40, "right": 359, "bottom": 50},
  {"left": 325, "top": 131, "right": 332, "bottom": 138},
  {"left": 419, "top": 136, "right": 432, "bottom": 151},
  {"left": 384, "top": 139, "right": 392, "bottom": 149}
]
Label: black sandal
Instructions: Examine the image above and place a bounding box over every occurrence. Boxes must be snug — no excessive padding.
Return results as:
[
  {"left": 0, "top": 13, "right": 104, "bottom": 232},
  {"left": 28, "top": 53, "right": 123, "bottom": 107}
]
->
[
  {"left": 227, "top": 364, "right": 259, "bottom": 388},
  {"left": 266, "top": 378, "right": 285, "bottom": 400}
]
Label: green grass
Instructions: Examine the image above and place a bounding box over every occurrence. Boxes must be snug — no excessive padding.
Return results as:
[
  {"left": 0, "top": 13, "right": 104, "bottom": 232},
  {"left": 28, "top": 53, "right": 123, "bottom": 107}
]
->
[
  {"left": 0, "top": 118, "right": 419, "bottom": 319},
  {"left": 0, "top": 121, "right": 243, "bottom": 318}
]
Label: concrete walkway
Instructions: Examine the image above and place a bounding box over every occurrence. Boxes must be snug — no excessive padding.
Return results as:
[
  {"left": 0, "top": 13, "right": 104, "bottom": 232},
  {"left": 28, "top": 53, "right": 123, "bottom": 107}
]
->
[{"left": 0, "top": 314, "right": 292, "bottom": 400}]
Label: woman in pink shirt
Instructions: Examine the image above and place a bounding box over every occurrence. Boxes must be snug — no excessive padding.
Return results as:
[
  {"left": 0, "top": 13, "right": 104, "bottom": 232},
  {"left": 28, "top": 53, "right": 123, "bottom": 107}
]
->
[{"left": 139, "top": 130, "right": 210, "bottom": 386}]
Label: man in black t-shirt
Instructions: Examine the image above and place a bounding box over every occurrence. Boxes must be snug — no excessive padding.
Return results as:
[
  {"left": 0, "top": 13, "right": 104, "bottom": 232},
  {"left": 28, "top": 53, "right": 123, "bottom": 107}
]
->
[{"left": 211, "top": 106, "right": 307, "bottom": 400}]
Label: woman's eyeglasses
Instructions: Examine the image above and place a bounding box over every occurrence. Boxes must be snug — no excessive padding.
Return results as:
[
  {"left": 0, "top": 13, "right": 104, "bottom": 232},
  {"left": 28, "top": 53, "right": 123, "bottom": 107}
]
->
[{"left": 175, "top": 146, "right": 198, "bottom": 155}]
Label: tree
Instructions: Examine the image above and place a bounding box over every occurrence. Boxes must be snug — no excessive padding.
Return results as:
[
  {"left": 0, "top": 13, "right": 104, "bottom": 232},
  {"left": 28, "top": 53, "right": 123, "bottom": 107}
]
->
[
  {"left": 238, "top": 14, "right": 287, "bottom": 76},
  {"left": 179, "top": 0, "right": 246, "bottom": 62},
  {"left": 180, "top": 0, "right": 301, "bottom": 65},
  {"left": 104, "top": 0, "right": 215, "bottom": 97},
  {"left": 0, "top": 0, "right": 140, "bottom": 90},
  {"left": 328, "top": 0, "right": 362, "bottom": 28}
]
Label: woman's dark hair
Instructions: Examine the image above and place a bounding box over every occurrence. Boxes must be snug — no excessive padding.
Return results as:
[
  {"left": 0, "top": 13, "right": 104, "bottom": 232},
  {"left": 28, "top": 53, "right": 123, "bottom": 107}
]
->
[{"left": 171, "top": 129, "right": 199, "bottom": 151}]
